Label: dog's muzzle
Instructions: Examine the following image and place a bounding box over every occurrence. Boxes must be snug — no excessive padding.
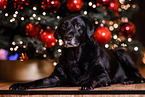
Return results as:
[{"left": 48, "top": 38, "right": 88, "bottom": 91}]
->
[{"left": 64, "top": 35, "right": 80, "bottom": 48}]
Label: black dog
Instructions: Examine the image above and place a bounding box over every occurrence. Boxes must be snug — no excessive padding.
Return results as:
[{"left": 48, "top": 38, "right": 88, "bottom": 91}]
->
[{"left": 9, "top": 15, "right": 145, "bottom": 90}]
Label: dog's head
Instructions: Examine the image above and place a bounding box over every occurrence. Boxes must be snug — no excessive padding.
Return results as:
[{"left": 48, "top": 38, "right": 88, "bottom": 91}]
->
[{"left": 54, "top": 15, "right": 95, "bottom": 48}]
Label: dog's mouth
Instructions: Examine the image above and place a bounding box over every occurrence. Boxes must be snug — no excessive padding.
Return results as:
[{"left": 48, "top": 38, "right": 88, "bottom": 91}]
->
[
  {"left": 64, "top": 41, "right": 80, "bottom": 48},
  {"left": 63, "top": 36, "right": 80, "bottom": 48}
]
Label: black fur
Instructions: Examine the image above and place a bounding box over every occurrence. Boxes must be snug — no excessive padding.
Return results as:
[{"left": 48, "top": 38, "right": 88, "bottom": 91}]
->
[{"left": 9, "top": 15, "right": 145, "bottom": 90}]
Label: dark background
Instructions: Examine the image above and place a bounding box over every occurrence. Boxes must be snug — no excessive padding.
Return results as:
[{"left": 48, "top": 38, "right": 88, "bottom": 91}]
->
[{"left": 133, "top": 0, "right": 145, "bottom": 47}]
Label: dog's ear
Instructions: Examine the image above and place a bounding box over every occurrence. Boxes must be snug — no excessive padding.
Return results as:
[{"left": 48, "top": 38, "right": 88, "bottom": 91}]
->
[{"left": 80, "top": 16, "right": 95, "bottom": 39}]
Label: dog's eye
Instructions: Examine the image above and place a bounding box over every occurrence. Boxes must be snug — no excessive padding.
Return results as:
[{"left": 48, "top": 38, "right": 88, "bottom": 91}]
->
[
  {"left": 62, "top": 23, "right": 68, "bottom": 30},
  {"left": 75, "top": 25, "right": 81, "bottom": 29},
  {"left": 62, "top": 26, "right": 65, "bottom": 30},
  {"left": 62, "top": 25, "right": 66, "bottom": 30}
]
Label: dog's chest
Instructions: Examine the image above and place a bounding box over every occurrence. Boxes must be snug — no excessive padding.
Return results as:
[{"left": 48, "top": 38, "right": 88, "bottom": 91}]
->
[{"left": 62, "top": 46, "right": 92, "bottom": 84}]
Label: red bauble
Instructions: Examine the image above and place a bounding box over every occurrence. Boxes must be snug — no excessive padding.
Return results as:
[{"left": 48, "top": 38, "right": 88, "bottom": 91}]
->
[
  {"left": 109, "top": 0, "right": 119, "bottom": 11},
  {"left": 93, "top": 27, "right": 112, "bottom": 45},
  {"left": 25, "top": 23, "right": 41, "bottom": 38},
  {"left": 109, "top": 0, "right": 119, "bottom": 17},
  {"left": 119, "top": 22, "right": 136, "bottom": 37},
  {"left": 0, "top": 0, "right": 7, "bottom": 10},
  {"left": 40, "top": 28, "right": 57, "bottom": 48},
  {"left": 66, "top": 0, "right": 83, "bottom": 12},
  {"left": 42, "top": 0, "right": 60, "bottom": 12}
]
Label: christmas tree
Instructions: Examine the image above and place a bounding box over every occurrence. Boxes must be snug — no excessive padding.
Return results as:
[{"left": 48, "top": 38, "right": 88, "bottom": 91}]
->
[{"left": 0, "top": 0, "right": 143, "bottom": 64}]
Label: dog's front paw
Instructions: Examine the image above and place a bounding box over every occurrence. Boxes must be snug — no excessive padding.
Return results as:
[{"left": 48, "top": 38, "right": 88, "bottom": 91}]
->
[
  {"left": 123, "top": 77, "right": 145, "bottom": 85},
  {"left": 9, "top": 83, "right": 27, "bottom": 91},
  {"left": 81, "top": 82, "right": 94, "bottom": 90}
]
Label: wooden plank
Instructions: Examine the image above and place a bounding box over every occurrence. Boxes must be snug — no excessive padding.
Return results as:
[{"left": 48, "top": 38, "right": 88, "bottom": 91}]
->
[
  {"left": 1, "top": 81, "right": 145, "bottom": 91},
  {"left": 0, "top": 94, "right": 145, "bottom": 97},
  {"left": 1, "top": 82, "right": 145, "bottom": 97}
]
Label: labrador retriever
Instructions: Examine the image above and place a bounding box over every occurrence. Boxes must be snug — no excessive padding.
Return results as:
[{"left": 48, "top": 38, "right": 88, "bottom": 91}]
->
[{"left": 9, "top": 15, "right": 145, "bottom": 90}]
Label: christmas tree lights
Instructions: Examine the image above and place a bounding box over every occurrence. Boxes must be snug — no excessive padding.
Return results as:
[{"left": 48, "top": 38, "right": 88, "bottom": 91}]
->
[{"left": 0, "top": 0, "right": 144, "bottom": 65}]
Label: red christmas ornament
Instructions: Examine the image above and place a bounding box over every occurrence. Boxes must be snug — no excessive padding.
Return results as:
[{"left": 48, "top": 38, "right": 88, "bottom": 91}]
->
[
  {"left": 25, "top": 23, "right": 41, "bottom": 38},
  {"left": 96, "top": 0, "right": 111, "bottom": 7},
  {"left": 0, "top": 0, "right": 7, "bottom": 10},
  {"left": 40, "top": 28, "right": 57, "bottom": 48},
  {"left": 109, "top": 0, "right": 119, "bottom": 16},
  {"left": 93, "top": 26, "right": 112, "bottom": 45},
  {"left": 119, "top": 22, "right": 136, "bottom": 37},
  {"left": 42, "top": 0, "right": 60, "bottom": 12},
  {"left": 66, "top": 0, "right": 83, "bottom": 12},
  {"left": 109, "top": 0, "right": 119, "bottom": 11}
]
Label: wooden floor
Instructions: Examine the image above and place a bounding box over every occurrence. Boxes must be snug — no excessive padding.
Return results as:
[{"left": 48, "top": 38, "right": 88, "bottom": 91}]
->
[
  {"left": 0, "top": 81, "right": 145, "bottom": 97},
  {"left": 0, "top": 64, "right": 145, "bottom": 97}
]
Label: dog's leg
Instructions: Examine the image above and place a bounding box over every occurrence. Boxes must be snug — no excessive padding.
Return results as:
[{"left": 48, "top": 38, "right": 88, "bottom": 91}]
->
[
  {"left": 9, "top": 64, "right": 66, "bottom": 90},
  {"left": 115, "top": 49, "right": 145, "bottom": 84},
  {"left": 81, "top": 65, "right": 111, "bottom": 90}
]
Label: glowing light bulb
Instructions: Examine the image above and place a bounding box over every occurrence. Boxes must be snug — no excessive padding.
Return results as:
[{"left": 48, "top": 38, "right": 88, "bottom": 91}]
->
[
  {"left": 119, "top": 0, "right": 125, "bottom": 4},
  {"left": 13, "top": 14, "right": 17, "bottom": 17},
  {"left": 33, "top": 7, "right": 37, "bottom": 10},
  {"left": 105, "top": 44, "right": 109, "bottom": 48},
  {"left": 36, "top": 50, "right": 38, "bottom": 53},
  {"left": 84, "top": 11, "right": 87, "bottom": 15},
  {"left": 57, "top": 16, "right": 60, "bottom": 19},
  {"left": 38, "top": 17, "right": 41, "bottom": 20},
  {"left": 52, "top": 42, "right": 55, "bottom": 46},
  {"left": 58, "top": 49, "right": 62, "bottom": 53},
  {"left": 100, "top": 24, "right": 104, "bottom": 27},
  {"left": 30, "top": 17, "right": 34, "bottom": 20},
  {"left": 102, "top": 32, "right": 105, "bottom": 36},
  {"left": 33, "top": 14, "right": 36, "bottom": 17},
  {"left": 59, "top": 39, "right": 63, "bottom": 46},
  {"left": 132, "top": 5, "right": 136, "bottom": 8},
  {"left": 12, "top": 42, "right": 16, "bottom": 45},
  {"left": 43, "top": 47, "right": 46, "bottom": 50},
  {"left": 92, "top": 4, "right": 96, "bottom": 8},
  {"left": 5, "top": 13, "right": 8, "bottom": 17},
  {"left": 134, "top": 47, "right": 139, "bottom": 51},
  {"left": 51, "top": 1, "right": 54, "bottom": 4},
  {"left": 14, "top": 47, "right": 18, "bottom": 51},
  {"left": 109, "top": 26, "right": 114, "bottom": 31},
  {"left": 74, "top": 0, "right": 77, "bottom": 3},
  {"left": 42, "top": 12, "right": 46, "bottom": 15},
  {"left": 95, "top": 21, "right": 98, "bottom": 25},
  {"left": 88, "top": 2, "right": 92, "bottom": 6},
  {"left": 15, "top": 11, "right": 18, "bottom": 14},
  {"left": 20, "top": 41, "right": 23, "bottom": 44},
  {"left": 110, "top": 3, "right": 115, "bottom": 7},
  {"left": 53, "top": 62, "right": 57, "bottom": 66},
  {"left": 21, "top": 17, "right": 24, "bottom": 21},
  {"left": 48, "top": 35, "right": 52, "bottom": 39},
  {"left": 23, "top": 45, "right": 26, "bottom": 48},
  {"left": 15, "top": 46, "right": 19, "bottom": 49},
  {"left": 10, "top": 47, "right": 13, "bottom": 51},
  {"left": 126, "top": 26, "right": 130, "bottom": 30},
  {"left": 128, "top": 38, "right": 132, "bottom": 42},
  {"left": 114, "top": 23, "right": 118, "bottom": 28},
  {"left": 43, "top": 54, "right": 47, "bottom": 58},
  {"left": 113, "top": 35, "right": 118, "bottom": 39}
]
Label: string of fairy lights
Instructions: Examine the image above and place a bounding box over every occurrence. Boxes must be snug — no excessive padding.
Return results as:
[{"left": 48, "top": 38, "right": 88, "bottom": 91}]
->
[{"left": 0, "top": 0, "right": 144, "bottom": 65}]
